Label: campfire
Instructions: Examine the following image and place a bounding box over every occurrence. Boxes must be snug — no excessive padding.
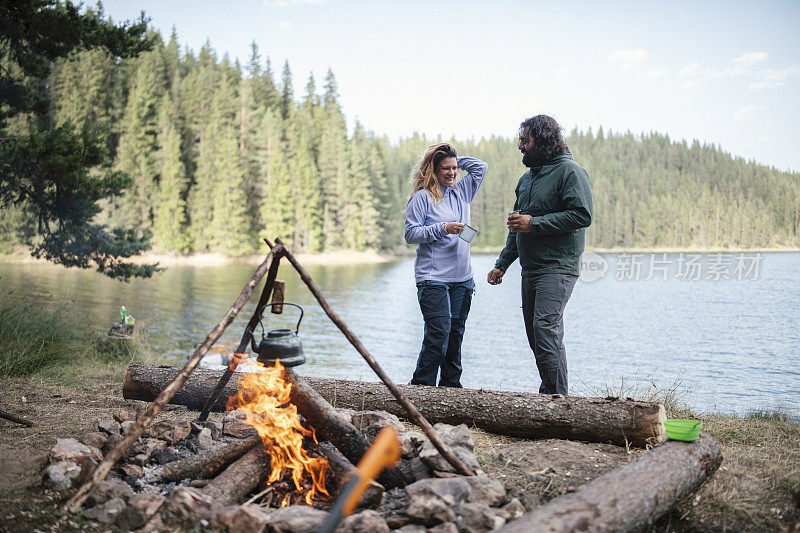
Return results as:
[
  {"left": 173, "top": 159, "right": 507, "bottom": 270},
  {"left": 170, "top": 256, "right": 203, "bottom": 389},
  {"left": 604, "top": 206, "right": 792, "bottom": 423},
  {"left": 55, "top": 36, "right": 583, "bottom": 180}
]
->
[{"left": 226, "top": 360, "right": 329, "bottom": 507}]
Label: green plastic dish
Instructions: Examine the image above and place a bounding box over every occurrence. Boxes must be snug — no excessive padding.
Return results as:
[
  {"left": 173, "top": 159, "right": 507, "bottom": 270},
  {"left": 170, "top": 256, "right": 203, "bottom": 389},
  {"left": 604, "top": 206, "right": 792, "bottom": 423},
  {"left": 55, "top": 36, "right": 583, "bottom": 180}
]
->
[{"left": 664, "top": 419, "right": 702, "bottom": 441}]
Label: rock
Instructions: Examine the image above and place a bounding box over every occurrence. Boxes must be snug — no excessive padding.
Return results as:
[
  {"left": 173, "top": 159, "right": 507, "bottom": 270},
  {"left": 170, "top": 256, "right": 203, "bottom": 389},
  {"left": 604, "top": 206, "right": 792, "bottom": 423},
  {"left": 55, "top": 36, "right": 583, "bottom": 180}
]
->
[
  {"left": 406, "top": 493, "right": 456, "bottom": 526},
  {"left": 265, "top": 505, "right": 327, "bottom": 532},
  {"left": 408, "top": 456, "right": 433, "bottom": 481},
  {"left": 351, "top": 411, "right": 406, "bottom": 443},
  {"left": 429, "top": 523, "right": 459, "bottom": 533},
  {"left": 87, "top": 478, "right": 134, "bottom": 506},
  {"left": 453, "top": 502, "right": 507, "bottom": 532},
  {"left": 43, "top": 461, "right": 79, "bottom": 491},
  {"left": 405, "top": 476, "right": 506, "bottom": 507},
  {"left": 120, "top": 464, "right": 144, "bottom": 479},
  {"left": 103, "top": 433, "right": 125, "bottom": 454},
  {"left": 418, "top": 424, "right": 480, "bottom": 474},
  {"left": 500, "top": 498, "right": 525, "bottom": 520},
  {"left": 211, "top": 504, "right": 270, "bottom": 533},
  {"left": 161, "top": 486, "right": 222, "bottom": 527},
  {"left": 114, "top": 405, "right": 141, "bottom": 423},
  {"left": 197, "top": 427, "right": 214, "bottom": 450},
  {"left": 129, "top": 438, "right": 168, "bottom": 466},
  {"left": 380, "top": 487, "right": 410, "bottom": 529},
  {"left": 145, "top": 420, "right": 191, "bottom": 444},
  {"left": 98, "top": 418, "right": 121, "bottom": 435},
  {"left": 49, "top": 438, "right": 102, "bottom": 466},
  {"left": 203, "top": 419, "right": 223, "bottom": 440},
  {"left": 223, "top": 409, "right": 258, "bottom": 439},
  {"left": 394, "top": 525, "right": 426, "bottom": 533},
  {"left": 151, "top": 447, "right": 182, "bottom": 465},
  {"left": 337, "top": 510, "right": 390, "bottom": 533},
  {"left": 115, "top": 493, "right": 164, "bottom": 531},
  {"left": 120, "top": 420, "right": 136, "bottom": 435},
  {"left": 84, "top": 497, "right": 126, "bottom": 525},
  {"left": 81, "top": 432, "right": 108, "bottom": 450},
  {"left": 399, "top": 431, "right": 426, "bottom": 458}
]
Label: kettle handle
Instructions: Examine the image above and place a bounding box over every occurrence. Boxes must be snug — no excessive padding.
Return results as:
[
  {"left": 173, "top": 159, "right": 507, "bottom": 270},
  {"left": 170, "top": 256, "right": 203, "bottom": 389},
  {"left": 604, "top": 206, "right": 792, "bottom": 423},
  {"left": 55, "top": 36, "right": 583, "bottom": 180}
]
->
[{"left": 264, "top": 302, "right": 304, "bottom": 334}]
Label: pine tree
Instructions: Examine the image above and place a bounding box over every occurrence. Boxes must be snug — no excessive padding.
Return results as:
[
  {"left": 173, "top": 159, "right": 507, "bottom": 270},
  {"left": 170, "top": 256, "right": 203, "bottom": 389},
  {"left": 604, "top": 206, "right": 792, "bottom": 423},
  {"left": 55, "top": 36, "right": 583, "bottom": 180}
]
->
[
  {"left": 114, "top": 39, "right": 168, "bottom": 234},
  {"left": 256, "top": 108, "right": 294, "bottom": 243},
  {"left": 280, "top": 60, "right": 293, "bottom": 122},
  {"left": 152, "top": 95, "right": 189, "bottom": 252}
]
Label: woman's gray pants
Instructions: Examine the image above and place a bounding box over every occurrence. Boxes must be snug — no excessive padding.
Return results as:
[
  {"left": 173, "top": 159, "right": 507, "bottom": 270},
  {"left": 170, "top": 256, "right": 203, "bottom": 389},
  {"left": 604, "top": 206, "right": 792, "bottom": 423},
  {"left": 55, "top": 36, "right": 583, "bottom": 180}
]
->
[{"left": 521, "top": 274, "right": 578, "bottom": 395}]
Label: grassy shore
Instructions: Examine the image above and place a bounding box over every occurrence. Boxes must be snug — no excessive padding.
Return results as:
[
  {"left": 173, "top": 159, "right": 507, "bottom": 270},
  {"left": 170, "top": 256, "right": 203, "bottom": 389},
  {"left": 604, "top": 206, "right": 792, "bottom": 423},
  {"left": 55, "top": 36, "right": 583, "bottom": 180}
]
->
[{"left": 0, "top": 303, "right": 798, "bottom": 532}]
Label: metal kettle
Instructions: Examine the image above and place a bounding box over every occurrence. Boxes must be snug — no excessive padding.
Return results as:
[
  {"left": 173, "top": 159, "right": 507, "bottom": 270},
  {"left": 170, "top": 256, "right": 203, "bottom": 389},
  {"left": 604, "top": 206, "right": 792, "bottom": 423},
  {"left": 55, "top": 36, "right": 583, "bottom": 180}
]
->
[{"left": 250, "top": 303, "right": 306, "bottom": 367}]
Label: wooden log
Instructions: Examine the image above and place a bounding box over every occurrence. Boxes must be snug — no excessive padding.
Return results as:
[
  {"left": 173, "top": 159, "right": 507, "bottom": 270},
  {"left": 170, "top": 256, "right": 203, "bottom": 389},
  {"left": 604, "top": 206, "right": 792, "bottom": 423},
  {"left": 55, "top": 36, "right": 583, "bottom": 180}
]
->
[
  {"left": 497, "top": 432, "right": 723, "bottom": 532},
  {"left": 162, "top": 436, "right": 260, "bottom": 482},
  {"left": 309, "top": 441, "right": 383, "bottom": 509},
  {"left": 65, "top": 252, "right": 275, "bottom": 514},
  {"left": 270, "top": 237, "right": 475, "bottom": 477},
  {"left": 123, "top": 364, "right": 405, "bottom": 489},
  {"left": 123, "top": 365, "right": 665, "bottom": 448},
  {"left": 302, "top": 377, "right": 666, "bottom": 448},
  {"left": 203, "top": 447, "right": 270, "bottom": 506}
]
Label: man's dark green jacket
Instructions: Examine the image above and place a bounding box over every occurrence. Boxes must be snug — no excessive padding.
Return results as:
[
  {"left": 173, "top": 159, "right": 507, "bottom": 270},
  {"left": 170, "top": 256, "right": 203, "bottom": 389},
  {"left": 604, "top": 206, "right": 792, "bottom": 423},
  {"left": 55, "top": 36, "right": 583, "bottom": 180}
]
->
[{"left": 495, "top": 152, "right": 593, "bottom": 277}]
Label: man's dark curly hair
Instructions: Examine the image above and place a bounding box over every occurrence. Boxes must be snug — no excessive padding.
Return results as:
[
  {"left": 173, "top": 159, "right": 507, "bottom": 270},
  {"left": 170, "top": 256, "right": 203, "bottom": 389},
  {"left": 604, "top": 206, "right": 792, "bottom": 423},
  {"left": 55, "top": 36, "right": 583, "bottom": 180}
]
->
[{"left": 520, "top": 115, "right": 568, "bottom": 164}]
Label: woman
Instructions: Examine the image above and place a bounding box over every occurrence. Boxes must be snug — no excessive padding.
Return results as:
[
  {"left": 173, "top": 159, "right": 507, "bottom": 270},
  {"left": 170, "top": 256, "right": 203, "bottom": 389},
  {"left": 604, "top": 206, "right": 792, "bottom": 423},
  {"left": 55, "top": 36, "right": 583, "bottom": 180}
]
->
[{"left": 404, "top": 143, "right": 488, "bottom": 387}]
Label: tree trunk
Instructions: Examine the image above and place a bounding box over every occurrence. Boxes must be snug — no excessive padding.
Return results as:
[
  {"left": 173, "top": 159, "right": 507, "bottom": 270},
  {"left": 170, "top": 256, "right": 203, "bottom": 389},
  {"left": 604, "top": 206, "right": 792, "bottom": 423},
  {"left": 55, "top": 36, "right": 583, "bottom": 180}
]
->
[
  {"left": 203, "top": 447, "right": 269, "bottom": 506},
  {"left": 162, "top": 436, "right": 260, "bottom": 482},
  {"left": 498, "top": 432, "right": 723, "bottom": 532},
  {"left": 301, "top": 377, "right": 666, "bottom": 447},
  {"left": 123, "top": 365, "right": 665, "bottom": 448}
]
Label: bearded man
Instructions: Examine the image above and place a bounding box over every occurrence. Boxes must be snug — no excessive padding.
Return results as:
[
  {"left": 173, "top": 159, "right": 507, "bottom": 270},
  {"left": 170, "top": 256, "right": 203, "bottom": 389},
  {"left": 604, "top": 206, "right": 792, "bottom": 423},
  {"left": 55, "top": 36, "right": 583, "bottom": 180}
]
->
[{"left": 487, "top": 115, "right": 593, "bottom": 395}]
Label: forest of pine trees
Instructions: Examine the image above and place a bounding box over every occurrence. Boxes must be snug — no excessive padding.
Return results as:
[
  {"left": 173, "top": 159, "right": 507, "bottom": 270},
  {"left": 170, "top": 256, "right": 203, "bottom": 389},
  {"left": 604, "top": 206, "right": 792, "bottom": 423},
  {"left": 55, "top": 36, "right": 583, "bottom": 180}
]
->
[{"left": 2, "top": 29, "right": 798, "bottom": 255}]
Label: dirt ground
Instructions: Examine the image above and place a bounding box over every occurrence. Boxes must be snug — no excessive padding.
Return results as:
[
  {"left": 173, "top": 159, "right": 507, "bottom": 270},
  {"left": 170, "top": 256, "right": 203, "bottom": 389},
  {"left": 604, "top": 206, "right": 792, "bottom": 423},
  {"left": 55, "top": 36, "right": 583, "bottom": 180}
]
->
[{"left": 1, "top": 375, "right": 798, "bottom": 532}]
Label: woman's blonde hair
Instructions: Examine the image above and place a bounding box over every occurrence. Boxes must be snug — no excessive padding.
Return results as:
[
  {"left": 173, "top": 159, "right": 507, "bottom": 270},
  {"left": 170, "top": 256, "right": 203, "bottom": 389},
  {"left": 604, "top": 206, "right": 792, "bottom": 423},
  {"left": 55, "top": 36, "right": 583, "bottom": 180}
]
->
[{"left": 408, "top": 143, "right": 458, "bottom": 205}]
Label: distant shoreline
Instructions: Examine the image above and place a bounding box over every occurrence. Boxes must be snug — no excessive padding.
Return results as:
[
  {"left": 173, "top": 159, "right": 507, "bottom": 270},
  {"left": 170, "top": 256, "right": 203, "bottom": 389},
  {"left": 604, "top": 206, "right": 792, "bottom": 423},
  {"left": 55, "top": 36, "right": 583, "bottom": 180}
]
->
[{"left": 1, "top": 246, "right": 797, "bottom": 268}]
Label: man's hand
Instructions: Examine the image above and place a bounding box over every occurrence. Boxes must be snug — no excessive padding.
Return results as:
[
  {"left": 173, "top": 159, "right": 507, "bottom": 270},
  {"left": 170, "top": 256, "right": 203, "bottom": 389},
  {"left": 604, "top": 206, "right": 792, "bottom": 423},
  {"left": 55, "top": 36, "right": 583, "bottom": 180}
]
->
[
  {"left": 444, "top": 222, "right": 465, "bottom": 234},
  {"left": 487, "top": 268, "right": 505, "bottom": 285},
  {"left": 507, "top": 213, "right": 532, "bottom": 233}
]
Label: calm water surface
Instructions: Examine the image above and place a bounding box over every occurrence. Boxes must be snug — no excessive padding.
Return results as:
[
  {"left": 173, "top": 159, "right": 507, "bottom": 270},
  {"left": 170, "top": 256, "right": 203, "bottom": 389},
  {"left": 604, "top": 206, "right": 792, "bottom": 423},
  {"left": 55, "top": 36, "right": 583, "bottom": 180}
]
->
[{"left": 1, "top": 253, "right": 798, "bottom": 416}]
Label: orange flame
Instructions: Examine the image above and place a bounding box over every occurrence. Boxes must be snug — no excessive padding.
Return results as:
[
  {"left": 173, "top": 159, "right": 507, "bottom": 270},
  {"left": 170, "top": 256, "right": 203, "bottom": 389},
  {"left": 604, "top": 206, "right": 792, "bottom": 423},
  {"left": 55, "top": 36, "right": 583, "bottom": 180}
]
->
[{"left": 226, "top": 360, "right": 328, "bottom": 505}]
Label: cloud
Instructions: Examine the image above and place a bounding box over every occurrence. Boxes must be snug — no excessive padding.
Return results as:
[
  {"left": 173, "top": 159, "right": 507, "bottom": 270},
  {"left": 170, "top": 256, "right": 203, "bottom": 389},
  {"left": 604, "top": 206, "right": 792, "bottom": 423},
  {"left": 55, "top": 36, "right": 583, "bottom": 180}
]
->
[
  {"left": 682, "top": 80, "right": 698, "bottom": 89},
  {"left": 733, "top": 105, "right": 765, "bottom": 122},
  {"left": 607, "top": 49, "right": 650, "bottom": 70},
  {"left": 731, "top": 52, "right": 768, "bottom": 67},
  {"left": 679, "top": 52, "right": 769, "bottom": 81},
  {"left": 749, "top": 65, "right": 800, "bottom": 90},
  {"left": 263, "top": 0, "right": 325, "bottom": 6},
  {"left": 278, "top": 20, "right": 293, "bottom": 30},
  {"left": 756, "top": 136, "right": 771, "bottom": 143}
]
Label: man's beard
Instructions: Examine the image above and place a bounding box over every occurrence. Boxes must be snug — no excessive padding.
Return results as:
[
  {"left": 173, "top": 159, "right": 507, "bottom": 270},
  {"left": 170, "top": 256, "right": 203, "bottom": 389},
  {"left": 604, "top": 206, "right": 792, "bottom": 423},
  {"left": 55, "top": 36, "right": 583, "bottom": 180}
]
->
[{"left": 522, "top": 148, "right": 547, "bottom": 168}]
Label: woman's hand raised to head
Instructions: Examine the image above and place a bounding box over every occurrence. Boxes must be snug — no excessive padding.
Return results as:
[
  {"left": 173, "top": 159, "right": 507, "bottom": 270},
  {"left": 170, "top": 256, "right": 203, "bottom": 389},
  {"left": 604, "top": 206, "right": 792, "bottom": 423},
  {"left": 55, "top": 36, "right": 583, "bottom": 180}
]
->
[{"left": 443, "top": 222, "right": 465, "bottom": 235}]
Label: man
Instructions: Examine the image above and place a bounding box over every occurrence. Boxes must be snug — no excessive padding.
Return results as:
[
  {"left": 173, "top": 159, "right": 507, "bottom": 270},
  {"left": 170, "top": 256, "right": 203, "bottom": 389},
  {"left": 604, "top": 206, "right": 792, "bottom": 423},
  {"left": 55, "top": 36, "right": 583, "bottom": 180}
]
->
[{"left": 487, "top": 115, "right": 593, "bottom": 395}]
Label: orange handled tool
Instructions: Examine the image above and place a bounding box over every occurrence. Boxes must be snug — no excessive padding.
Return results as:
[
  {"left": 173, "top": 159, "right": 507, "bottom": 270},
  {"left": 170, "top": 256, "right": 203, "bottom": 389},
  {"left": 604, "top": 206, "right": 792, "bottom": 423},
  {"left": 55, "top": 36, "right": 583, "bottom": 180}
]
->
[{"left": 316, "top": 426, "right": 401, "bottom": 533}]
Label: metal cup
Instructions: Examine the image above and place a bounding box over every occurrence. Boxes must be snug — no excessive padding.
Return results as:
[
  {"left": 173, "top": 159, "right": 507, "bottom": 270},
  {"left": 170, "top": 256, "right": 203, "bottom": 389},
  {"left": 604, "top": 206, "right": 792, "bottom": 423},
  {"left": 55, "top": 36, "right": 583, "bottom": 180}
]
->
[{"left": 508, "top": 210, "right": 521, "bottom": 232}]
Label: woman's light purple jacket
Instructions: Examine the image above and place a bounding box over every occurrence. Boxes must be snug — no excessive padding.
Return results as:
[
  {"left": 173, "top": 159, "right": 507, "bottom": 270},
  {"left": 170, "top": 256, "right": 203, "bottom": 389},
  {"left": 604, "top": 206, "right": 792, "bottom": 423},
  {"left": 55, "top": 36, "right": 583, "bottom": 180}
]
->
[{"left": 404, "top": 157, "right": 488, "bottom": 283}]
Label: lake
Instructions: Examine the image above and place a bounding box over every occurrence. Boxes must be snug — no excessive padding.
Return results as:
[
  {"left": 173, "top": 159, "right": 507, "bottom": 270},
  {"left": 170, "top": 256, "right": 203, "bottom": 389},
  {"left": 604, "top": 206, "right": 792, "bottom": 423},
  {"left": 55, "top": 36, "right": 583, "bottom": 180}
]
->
[{"left": 1, "top": 252, "right": 798, "bottom": 416}]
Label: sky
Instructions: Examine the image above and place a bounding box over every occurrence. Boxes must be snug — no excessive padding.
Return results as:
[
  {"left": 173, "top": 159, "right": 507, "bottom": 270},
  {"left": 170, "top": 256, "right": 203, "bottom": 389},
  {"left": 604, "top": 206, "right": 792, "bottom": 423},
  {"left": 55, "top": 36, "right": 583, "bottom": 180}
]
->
[{"left": 102, "top": 0, "right": 800, "bottom": 172}]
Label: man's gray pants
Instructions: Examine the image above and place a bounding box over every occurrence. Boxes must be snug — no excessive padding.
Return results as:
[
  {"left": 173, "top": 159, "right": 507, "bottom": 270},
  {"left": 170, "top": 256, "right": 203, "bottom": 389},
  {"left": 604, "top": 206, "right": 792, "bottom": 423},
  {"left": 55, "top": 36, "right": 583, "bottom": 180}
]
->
[{"left": 521, "top": 274, "right": 578, "bottom": 395}]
